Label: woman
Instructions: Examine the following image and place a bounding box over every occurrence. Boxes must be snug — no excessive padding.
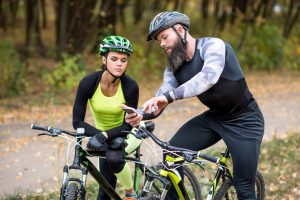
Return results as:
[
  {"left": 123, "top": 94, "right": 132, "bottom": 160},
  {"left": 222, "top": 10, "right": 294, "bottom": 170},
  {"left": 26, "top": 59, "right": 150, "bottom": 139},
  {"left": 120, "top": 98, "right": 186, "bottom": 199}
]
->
[{"left": 73, "top": 36, "right": 140, "bottom": 200}]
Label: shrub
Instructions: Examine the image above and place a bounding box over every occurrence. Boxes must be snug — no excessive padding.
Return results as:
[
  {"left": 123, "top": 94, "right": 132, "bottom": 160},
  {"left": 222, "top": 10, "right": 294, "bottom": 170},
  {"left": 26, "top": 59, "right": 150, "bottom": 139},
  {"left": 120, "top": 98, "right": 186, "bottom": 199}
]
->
[
  {"left": 43, "top": 54, "right": 87, "bottom": 91},
  {"left": 0, "top": 41, "right": 25, "bottom": 97},
  {"left": 237, "top": 24, "right": 286, "bottom": 70}
]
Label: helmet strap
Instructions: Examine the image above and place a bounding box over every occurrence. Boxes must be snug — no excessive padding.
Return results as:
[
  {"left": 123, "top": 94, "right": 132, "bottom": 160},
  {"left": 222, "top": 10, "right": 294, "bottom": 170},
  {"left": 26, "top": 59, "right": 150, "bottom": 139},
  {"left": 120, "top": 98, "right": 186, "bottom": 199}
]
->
[
  {"left": 172, "top": 26, "right": 187, "bottom": 45},
  {"left": 104, "top": 55, "right": 124, "bottom": 83}
]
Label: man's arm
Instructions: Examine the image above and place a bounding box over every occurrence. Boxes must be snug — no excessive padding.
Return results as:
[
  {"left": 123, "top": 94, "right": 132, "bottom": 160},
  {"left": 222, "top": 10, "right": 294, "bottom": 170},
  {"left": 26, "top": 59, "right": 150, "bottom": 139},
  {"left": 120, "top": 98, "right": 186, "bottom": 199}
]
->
[
  {"left": 155, "top": 68, "right": 179, "bottom": 96},
  {"left": 164, "top": 37, "right": 226, "bottom": 101}
]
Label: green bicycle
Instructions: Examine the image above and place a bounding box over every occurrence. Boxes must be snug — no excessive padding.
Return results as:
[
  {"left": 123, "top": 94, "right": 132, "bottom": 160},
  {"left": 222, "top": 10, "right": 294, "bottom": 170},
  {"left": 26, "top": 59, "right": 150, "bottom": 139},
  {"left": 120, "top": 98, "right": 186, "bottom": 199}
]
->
[
  {"left": 135, "top": 125, "right": 265, "bottom": 200},
  {"left": 31, "top": 122, "right": 200, "bottom": 200}
]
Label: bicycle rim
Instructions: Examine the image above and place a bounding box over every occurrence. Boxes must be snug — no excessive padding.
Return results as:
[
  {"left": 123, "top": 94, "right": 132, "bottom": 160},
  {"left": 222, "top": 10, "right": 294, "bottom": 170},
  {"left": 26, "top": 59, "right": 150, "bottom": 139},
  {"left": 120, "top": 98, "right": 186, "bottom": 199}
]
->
[{"left": 183, "top": 166, "right": 202, "bottom": 200}]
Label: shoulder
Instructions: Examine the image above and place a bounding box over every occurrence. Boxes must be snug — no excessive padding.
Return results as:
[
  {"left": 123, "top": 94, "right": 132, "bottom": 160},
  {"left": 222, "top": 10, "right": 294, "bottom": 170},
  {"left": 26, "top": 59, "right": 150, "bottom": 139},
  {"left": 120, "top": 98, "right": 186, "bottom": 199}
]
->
[
  {"left": 79, "top": 71, "right": 102, "bottom": 87},
  {"left": 197, "top": 37, "right": 225, "bottom": 49},
  {"left": 197, "top": 37, "right": 226, "bottom": 58},
  {"left": 121, "top": 74, "right": 138, "bottom": 89},
  {"left": 77, "top": 71, "right": 102, "bottom": 97}
]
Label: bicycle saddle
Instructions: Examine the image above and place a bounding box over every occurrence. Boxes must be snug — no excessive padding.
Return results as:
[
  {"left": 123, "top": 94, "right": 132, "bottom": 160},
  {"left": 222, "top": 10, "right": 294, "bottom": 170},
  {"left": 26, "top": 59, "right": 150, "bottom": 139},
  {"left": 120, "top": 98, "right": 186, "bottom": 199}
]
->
[{"left": 145, "top": 121, "right": 155, "bottom": 132}]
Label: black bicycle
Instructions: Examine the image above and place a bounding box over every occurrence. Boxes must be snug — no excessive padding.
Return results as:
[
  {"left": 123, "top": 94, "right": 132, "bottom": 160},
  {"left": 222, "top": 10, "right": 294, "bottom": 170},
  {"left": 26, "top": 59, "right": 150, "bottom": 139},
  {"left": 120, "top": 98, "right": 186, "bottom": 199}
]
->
[
  {"left": 134, "top": 126, "right": 265, "bottom": 200},
  {"left": 31, "top": 122, "right": 200, "bottom": 200}
]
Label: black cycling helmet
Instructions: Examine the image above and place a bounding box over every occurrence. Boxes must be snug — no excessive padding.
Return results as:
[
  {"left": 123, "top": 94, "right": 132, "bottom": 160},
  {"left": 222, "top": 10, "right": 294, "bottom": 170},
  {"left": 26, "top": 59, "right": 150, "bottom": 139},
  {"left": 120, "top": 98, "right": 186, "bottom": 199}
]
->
[{"left": 147, "top": 11, "right": 190, "bottom": 41}]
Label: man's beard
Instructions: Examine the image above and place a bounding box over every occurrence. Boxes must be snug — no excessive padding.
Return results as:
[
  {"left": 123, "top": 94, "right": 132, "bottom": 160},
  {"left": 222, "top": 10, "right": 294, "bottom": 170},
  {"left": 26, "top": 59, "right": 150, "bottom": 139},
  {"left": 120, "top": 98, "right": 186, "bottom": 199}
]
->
[{"left": 167, "top": 37, "right": 186, "bottom": 73}]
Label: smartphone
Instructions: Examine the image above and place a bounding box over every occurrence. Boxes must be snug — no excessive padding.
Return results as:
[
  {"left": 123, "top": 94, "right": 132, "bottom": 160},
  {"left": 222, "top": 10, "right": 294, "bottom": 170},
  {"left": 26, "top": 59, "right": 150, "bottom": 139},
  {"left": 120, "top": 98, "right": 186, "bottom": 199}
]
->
[{"left": 123, "top": 108, "right": 136, "bottom": 114}]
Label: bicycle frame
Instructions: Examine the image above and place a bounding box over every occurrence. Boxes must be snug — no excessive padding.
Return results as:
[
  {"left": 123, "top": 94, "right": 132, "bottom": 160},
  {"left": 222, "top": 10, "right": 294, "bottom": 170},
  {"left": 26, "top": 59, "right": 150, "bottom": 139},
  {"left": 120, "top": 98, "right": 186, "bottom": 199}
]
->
[
  {"left": 136, "top": 126, "right": 236, "bottom": 200},
  {"left": 141, "top": 147, "right": 233, "bottom": 200},
  {"left": 31, "top": 123, "right": 156, "bottom": 200},
  {"left": 62, "top": 137, "right": 144, "bottom": 200},
  {"left": 204, "top": 148, "right": 232, "bottom": 200}
]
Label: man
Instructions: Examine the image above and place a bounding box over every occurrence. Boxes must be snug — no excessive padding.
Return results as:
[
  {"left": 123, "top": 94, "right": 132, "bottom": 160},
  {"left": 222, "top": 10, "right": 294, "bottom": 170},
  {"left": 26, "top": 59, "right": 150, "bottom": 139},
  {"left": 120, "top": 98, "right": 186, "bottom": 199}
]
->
[{"left": 126, "top": 11, "right": 264, "bottom": 200}]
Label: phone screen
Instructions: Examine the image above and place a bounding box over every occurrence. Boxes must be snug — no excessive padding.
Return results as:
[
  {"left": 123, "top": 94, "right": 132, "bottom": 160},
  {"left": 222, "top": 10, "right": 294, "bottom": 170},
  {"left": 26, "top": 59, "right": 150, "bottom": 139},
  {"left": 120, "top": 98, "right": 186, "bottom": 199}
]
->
[{"left": 123, "top": 108, "right": 135, "bottom": 114}]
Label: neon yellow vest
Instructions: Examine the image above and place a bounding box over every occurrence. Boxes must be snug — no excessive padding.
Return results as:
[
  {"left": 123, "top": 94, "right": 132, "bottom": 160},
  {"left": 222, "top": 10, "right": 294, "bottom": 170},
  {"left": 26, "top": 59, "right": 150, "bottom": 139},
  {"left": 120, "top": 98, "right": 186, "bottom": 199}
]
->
[{"left": 89, "top": 83, "right": 126, "bottom": 131}]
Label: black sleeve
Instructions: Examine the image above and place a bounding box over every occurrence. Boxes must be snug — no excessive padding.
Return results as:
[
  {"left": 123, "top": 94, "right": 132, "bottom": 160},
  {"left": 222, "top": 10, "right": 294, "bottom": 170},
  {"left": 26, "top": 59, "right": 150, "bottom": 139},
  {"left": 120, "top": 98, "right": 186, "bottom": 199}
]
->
[
  {"left": 142, "top": 109, "right": 163, "bottom": 120},
  {"left": 72, "top": 77, "right": 102, "bottom": 137},
  {"left": 105, "top": 78, "right": 139, "bottom": 139}
]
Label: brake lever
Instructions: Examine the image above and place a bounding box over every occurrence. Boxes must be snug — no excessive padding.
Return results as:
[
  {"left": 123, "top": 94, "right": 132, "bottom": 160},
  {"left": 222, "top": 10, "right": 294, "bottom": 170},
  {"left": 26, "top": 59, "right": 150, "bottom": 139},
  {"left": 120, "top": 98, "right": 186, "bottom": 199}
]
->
[
  {"left": 135, "top": 129, "right": 148, "bottom": 139},
  {"left": 183, "top": 153, "right": 194, "bottom": 162},
  {"left": 49, "top": 128, "right": 61, "bottom": 136},
  {"left": 37, "top": 132, "right": 51, "bottom": 137}
]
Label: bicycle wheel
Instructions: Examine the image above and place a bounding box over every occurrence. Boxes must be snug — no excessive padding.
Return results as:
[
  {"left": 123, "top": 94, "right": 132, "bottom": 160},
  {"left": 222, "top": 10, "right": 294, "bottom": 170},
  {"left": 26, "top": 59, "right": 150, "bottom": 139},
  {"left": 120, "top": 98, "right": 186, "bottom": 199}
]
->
[
  {"left": 213, "top": 171, "right": 265, "bottom": 200},
  {"left": 65, "top": 183, "right": 79, "bottom": 200},
  {"left": 140, "top": 166, "right": 202, "bottom": 200},
  {"left": 183, "top": 166, "right": 202, "bottom": 200}
]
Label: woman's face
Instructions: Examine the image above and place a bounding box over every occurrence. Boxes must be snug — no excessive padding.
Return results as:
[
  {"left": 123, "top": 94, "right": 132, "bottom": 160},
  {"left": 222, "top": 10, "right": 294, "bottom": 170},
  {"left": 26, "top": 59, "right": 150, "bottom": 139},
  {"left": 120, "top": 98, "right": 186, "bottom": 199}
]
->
[{"left": 103, "top": 51, "right": 128, "bottom": 76}]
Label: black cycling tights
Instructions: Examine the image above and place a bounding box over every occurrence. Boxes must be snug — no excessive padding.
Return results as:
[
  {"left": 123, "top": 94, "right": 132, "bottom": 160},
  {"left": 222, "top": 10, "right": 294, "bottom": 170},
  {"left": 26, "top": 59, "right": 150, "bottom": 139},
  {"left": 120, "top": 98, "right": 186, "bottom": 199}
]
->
[
  {"left": 166, "top": 105, "right": 264, "bottom": 200},
  {"left": 97, "top": 148, "right": 125, "bottom": 200}
]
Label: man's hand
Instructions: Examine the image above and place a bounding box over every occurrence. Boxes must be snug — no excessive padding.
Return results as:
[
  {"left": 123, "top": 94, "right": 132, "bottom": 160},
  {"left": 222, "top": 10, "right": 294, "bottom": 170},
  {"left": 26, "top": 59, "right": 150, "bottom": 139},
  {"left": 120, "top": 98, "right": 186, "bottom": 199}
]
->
[
  {"left": 141, "top": 95, "right": 168, "bottom": 115},
  {"left": 122, "top": 104, "right": 143, "bottom": 127}
]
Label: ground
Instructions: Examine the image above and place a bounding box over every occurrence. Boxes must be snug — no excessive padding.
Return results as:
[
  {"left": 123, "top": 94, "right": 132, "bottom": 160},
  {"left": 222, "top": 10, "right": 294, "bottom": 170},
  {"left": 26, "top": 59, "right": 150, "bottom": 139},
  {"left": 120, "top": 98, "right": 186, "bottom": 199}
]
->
[{"left": 0, "top": 72, "right": 300, "bottom": 197}]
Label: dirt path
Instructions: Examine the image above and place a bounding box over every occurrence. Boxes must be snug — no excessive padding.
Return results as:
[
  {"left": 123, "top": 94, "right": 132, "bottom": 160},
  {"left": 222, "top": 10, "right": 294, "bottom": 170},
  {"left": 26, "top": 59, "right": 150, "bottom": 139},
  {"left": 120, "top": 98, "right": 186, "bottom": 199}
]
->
[{"left": 0, "top": 72, "right": 300, "bottom": 197}]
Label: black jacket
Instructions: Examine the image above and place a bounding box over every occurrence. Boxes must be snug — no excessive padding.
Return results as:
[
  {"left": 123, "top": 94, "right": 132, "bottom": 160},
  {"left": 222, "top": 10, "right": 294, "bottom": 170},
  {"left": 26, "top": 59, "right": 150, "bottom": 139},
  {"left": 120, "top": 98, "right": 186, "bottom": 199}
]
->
[{"left": 72, "top": 70, "right": 139, "bottom": 138}]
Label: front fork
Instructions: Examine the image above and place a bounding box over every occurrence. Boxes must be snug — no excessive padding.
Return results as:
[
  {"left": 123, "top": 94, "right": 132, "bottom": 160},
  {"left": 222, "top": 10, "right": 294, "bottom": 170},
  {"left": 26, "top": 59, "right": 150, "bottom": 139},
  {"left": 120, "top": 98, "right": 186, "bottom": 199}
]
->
[
  {"left": 60, "top": 141, "right": 88, "bottom": 199},
  {"left": 141, "top": 171, "right": 170, "bottom": 200},
  {"left": 60, "top": 165, "right": 88, "bottom": 199}
]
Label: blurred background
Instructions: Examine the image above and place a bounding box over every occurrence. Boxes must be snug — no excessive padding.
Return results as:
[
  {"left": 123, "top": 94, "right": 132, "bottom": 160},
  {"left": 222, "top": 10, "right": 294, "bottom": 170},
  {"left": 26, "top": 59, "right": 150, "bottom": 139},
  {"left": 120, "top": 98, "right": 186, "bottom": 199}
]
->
[{"left": 0, "top": 0, "right": 300, "bottom": 199}]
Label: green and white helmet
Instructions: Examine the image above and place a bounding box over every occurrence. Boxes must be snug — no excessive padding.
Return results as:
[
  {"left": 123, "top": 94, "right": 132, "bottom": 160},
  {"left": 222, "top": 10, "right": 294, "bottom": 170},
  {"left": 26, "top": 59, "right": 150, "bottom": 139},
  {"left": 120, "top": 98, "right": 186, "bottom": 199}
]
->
[{"left": 99, "top": 36, "right": 133, "bottom": 56}]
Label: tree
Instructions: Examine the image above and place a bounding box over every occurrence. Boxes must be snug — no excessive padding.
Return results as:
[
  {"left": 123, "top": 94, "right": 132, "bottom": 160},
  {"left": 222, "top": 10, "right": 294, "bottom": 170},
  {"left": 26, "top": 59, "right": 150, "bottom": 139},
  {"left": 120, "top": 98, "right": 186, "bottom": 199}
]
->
[
  {"left": 24, "top": 0, "right": 45, "bottom": 57},
  {"left": 283, "top": 0, "right": 300, "bottom": 38}
]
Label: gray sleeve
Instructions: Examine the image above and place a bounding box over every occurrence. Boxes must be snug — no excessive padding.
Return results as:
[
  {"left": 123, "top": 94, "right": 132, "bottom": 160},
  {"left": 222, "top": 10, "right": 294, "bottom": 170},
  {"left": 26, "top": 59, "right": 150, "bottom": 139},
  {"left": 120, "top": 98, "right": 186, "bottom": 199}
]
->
[
  {"left": 155, "top": 68, "right": 179, "bottom": 96},
  {"left": 168, "top": 37, "right": 226, "bottom": 100}
]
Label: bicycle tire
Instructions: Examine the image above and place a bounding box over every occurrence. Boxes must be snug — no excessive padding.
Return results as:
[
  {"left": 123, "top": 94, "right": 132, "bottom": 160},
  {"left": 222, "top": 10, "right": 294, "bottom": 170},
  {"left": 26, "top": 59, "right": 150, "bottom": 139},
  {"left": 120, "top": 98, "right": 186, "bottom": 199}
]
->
[
  {"left": 141, "top": 166, "right": 202, "bottom": 200},
  {"left": 183, "top": 166, "right": 202, "bottom": 200},
  {"left": 213, "top": 171, "right": 265, "bottom": 200},
  {"left": 65, "top": 183, "right": 79, "bottom": 200}
]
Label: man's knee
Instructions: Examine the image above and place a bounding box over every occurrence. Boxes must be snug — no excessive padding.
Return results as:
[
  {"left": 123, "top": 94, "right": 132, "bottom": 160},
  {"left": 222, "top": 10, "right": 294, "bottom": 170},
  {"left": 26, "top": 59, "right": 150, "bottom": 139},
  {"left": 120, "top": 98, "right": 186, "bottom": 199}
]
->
[{"left": 233, "top": 177, "right": 256, "bottom": 200}]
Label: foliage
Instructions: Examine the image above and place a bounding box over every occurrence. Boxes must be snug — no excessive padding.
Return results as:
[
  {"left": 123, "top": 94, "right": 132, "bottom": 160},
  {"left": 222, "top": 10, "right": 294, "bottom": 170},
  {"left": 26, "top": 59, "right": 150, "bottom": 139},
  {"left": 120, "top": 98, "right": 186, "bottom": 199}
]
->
[
  {"left": 128, "top": 42, "right": 165, "bottom": 81},
  {"left": 282, "top": 36, "right": 300, "bottom": 70},
  {"left": 43, "top": 54, "right": 87, "bottom": 92},
  {"left": 0, "top": 41, "right": 25, "bottom": 97},
  {"left": 237, "top": 24, "right": 286, "bottom": 70}
]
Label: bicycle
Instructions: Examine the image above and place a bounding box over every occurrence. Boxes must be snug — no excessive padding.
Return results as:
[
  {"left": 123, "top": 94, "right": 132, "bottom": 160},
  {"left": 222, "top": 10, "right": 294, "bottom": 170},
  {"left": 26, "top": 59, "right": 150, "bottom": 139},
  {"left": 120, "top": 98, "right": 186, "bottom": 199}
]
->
[
  {"left": 134, "top": 125, "right": 265, "bottom": 200},
  {"left": 30, "top": 122, "right": 200, "bottom": 200}
]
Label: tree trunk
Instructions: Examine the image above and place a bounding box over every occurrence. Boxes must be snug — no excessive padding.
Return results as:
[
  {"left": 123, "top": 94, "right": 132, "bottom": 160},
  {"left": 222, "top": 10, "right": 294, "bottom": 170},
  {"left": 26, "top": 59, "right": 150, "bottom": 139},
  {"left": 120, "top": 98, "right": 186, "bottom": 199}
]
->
[
  {"left": 202, "top": 0, "right": 209, "bottom": 19},
  {"left": 24, "top": 0, "right": 44, "bottom": 57},
  {"left": 56, "top": 0, "right": 69, "bottom": 58},
  {"left": 133, "top": 0, "right": 144, "bottom": 24},
  {"left": 9, "top": 0, "right": 19, "bottom": 26},
  {"left": 40, "top": 0, "right": 46, "bottom": 28},
  {"left": 0, "top": 0, "right": 7, "bottom": 31},
  {"left": 283, "top": 0, "right": 300, "bottom": 38}
]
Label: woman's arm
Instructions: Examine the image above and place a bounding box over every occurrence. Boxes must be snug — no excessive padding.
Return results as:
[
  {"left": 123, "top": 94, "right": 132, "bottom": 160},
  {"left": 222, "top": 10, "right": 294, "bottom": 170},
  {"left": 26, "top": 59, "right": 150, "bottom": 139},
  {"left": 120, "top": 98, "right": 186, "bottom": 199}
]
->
[{"left": 72, "top": 78, "right": 103, "bottom": 137}]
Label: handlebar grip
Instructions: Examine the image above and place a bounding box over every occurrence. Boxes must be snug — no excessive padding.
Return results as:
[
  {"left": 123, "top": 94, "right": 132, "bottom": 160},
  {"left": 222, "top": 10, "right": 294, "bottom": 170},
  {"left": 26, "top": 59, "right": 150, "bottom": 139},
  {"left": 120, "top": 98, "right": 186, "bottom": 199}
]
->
[
  {"left": 31, "top": 124, "right": 49, "bottom": 131},
  {"left": 199, "top": 153, "right": 219, "bottom": 164}
]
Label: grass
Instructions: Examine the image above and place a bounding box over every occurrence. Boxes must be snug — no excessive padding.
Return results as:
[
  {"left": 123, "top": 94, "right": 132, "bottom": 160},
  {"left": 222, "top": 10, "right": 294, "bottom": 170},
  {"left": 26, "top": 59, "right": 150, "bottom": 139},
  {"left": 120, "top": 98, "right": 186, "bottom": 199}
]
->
[
  {"left": 259, "top": 133, "right": 300, "bottom": 199},
  {"left": 1, "top": 133, "right": 300, "bottom": 200}
]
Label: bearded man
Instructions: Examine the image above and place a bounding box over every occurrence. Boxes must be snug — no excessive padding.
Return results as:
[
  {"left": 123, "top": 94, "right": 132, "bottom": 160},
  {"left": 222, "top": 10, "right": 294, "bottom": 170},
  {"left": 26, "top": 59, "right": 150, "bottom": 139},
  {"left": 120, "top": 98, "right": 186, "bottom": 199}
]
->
[{"left": 126, "top": 11, "right": 264, "bottom": 200}]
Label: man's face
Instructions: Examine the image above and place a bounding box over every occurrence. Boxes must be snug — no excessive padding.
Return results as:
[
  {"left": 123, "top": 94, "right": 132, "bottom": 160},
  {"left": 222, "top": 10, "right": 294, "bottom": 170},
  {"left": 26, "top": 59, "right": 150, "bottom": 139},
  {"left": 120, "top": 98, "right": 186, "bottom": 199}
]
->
[
  {"left": 156, "top": 28, "right": 178, "bottom": 55},
  {"left": 156, "top": 27, "right": 186, "bottom": 72}
]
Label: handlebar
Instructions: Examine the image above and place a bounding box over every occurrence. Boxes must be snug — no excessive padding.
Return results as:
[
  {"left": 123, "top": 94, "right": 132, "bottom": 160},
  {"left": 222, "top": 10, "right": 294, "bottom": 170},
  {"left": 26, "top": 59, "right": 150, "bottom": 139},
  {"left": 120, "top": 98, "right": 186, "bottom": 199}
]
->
[
  {"left": 136, "top": 126, "right": 219, "bottom": 164},
  {"left": 31, "top": 124, "right": 83, "bottom": 137}
]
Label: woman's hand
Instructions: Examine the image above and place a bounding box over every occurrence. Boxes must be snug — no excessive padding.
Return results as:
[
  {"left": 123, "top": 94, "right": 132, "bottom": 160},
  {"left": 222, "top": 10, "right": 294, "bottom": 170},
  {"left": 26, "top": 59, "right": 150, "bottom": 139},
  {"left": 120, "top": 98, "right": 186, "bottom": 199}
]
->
[
  {"left": 125, "top": 112, "right": 143, "bottom": 127},
  {"left": 141, "top": 95, "right": 168, "bottom": 115},
  {"left": 122, "top": 104, "right": 143, "bottom": 127}
]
